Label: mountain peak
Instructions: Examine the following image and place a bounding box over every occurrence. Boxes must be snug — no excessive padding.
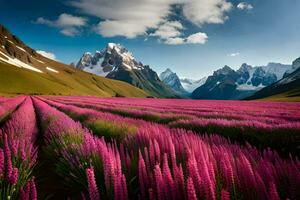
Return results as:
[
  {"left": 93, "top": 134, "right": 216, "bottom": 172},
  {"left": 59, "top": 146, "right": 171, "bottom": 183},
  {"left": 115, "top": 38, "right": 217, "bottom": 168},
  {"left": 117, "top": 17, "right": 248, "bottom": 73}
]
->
[
  {"left": 159, "top": 68, "right": 187, "bottom": 95},
  {"left": 75, "top": 43, "right": 176, "bottom": 97},
  {"left": 214, "top": 65, "right": 235, "bottom": 76}
]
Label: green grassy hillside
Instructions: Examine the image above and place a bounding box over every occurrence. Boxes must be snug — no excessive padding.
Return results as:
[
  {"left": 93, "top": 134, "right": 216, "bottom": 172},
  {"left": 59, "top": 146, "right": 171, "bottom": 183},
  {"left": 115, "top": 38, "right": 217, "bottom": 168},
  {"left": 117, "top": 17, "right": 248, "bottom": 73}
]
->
[
  {"left": 0, "top": 61, "right": 148, "bottom": 97},
  {"left": 0, "top": 24, "right": 149, "bottom": 97}
]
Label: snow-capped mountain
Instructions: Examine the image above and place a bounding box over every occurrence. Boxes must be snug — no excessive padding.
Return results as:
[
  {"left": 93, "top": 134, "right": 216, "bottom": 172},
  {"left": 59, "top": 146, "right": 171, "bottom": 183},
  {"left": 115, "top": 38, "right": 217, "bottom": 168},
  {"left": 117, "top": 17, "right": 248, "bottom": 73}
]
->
[
  {"left": 75, "top": 43, "right": 177, "bottom": 98},
  {"left": 159, "top": 68, "right": 187, "bottom": 95},
  {"left": 180, "top": 77, "right": 207, "bottom": 93},
  {"left": 192, "top": 62, "right": 294, "bottom": 100},
  {"left": 235, "top": 63, "right": 292, "bottom": 91},
  {"left": 76, "top": 43, "right": 143, "bottom": 77},
  {"left": 247, "top": 57, "right": 300, "bottom": 100}
]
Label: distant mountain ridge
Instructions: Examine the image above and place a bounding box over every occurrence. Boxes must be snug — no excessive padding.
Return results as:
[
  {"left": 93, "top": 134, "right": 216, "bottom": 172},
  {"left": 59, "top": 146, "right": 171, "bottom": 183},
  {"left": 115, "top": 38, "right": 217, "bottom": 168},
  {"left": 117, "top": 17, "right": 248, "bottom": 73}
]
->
[
  {"left": 159, "top": 68, "right": 207, "bottom": 95},
  {"left": 75, "top": 44, "right": 177, "bottom": 98},
  {"left": 159, "top": 68, "right": 188, "bottom": 95},
  {"left": 192, "top": 62, "right": 293, "bottom": 100},
  {"left": 0, "top": 24, "right": 148, "bottom": 97},
  {"left": 180, "top": 77, "right": 208, "bottom": 93},
  {"left": 246, "top": 57, "right": 300, "bottom": 101}
]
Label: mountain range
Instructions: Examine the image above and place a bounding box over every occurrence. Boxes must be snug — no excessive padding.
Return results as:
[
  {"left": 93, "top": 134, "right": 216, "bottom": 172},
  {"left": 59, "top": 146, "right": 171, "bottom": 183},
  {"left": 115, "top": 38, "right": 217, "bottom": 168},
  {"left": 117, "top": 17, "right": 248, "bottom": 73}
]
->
[
  {"left": 191, "top": 62, "right": 296, "bottom": 100},
  {"left": 0, "top": 25, "right": 147, "bottom": 97},
  {"left": 0, "top": 24, "right": 299, "bottom": 101},
  {"left": 75, "top": 44, "right": 177, "bottom": 98},
  {"left": 246, "top": 57, "right": 300, "bottom": 101},
  {"left": 159, "top": 68, "right": 207, "bottom": 96}
]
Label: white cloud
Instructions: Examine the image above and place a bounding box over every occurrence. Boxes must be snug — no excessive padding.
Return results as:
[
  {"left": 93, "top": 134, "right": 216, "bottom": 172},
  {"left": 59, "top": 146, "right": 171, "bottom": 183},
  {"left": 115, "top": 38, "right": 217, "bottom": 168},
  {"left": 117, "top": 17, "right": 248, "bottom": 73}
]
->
[
  {"left": 150, "top": 21, "right": 183, "bottom": 39},
  {"left": 69, "top": 0, "right": 232, "bottom": 39},
  {"left": 228, "top": 52, "right": 240, "bottom": 57},
  {"left": 182, "top": 0, "right": 233, "bottom": 26},
  {"left": 36, "top": 13, "right": 88, "bottom": 36},
  {"left": 165, "top": 37, "right": 185, "bottom": 45},
  {"left": 237, "top": 2, "right": 253, "bottom": 10},
  {"left": 36, "top": 50, "right": 57, "bottom": 60},
  {"left": 165, "top": 32, "right": 208, "bottom": 45},
  {"left": 186, "top": 32, "right": 208, "bottom": 44}
]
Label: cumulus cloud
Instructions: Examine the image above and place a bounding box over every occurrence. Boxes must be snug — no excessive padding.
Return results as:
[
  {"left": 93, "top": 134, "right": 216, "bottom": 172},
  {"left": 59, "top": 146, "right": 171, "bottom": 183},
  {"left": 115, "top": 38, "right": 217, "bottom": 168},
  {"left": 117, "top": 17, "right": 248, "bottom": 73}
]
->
[
  {"left": 36, "top": 50, "right": 57, "bottom": 60},
  {"left": 228, "top": 52, "right": 240, "bottom": 57},
  {"left": 237, "top": 2, "right": 253, "bottom": 10},
  {"left": 69, "top": 0, "right": 232, "bottom": 39},
  {"left": 165, "top": 32, "right": 208, "bottom": 45},
  {"left": 36, "top": 13, "right": 88, "bottom": 36},
  {"left": 150, "top": 21, "right": 184, "bottom": 39},
  {"left": 182, "top": 0, "right": 232, "bottom": 26}
]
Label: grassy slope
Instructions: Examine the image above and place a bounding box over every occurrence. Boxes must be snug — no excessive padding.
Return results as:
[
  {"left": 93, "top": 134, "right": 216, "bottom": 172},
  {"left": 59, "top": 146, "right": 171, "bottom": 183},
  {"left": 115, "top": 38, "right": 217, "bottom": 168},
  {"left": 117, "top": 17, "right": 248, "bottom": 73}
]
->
[
  {"left": 260, "top": 89, "right": 300, "bottom": 102},
  {"left": 0, "top": 61, "right": 148, "bottom": 97}
]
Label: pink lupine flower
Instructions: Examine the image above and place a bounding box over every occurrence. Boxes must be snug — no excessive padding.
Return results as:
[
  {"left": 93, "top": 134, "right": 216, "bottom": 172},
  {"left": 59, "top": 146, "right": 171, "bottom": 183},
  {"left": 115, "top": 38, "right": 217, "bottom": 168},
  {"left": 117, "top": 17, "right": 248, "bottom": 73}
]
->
[
  {"left": 221, "top": 189, "right": 230, "bottom": 200},
  {"left": 20, "top": 186, "right": 30, "bottom": 200},
  {"left": 9, "top": 167, "right": 18, "bottom": 185},
  {"left": 30, "top": 178, "right": 37, "bottom": 200},
  {"left": 114, "top": 173, "right": 123, "bottom": 200},
  {"left": 121, "top": 174, "right": 128, "bottom": 200},
  {"left": 4, "top": 134, "right": 13, "bottom": 181},
  {"left": 0, "top": 149, "right": 4, "bottom": 176},
  {"left": 86, "top": 167, "right": 100, "bottom": 200},
  {"left": 138, "top": 151, "right": 148, "bottom": 199},
  {"left": 154, "top": 164, "right": 164, "bottom": 200},
  {"left": 162, "top": 153, "right": 175, "bottom": 198},
  {"left": 187, "top": 177, "right": 197, "bottom": 200},
  {"left": 268, "top": 183, "right": 280, "bottom": 200},
  {"left": 174, "top": 164, "right": 185, "bottom": 200}
]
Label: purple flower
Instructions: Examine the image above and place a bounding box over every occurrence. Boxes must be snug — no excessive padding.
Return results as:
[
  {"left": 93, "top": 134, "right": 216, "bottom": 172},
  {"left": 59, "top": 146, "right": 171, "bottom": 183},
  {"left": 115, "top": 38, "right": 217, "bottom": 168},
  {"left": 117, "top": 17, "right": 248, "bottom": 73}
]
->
[{"left": 86, "top": 167, "right": 100, "bottom": 200}]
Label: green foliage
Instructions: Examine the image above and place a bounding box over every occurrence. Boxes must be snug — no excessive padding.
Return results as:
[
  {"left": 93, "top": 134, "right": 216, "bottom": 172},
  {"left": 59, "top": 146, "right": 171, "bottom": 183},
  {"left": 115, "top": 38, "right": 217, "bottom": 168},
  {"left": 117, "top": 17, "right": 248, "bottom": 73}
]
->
[{"left": 86, "top": 120, "right": 137, "bottom": 142}]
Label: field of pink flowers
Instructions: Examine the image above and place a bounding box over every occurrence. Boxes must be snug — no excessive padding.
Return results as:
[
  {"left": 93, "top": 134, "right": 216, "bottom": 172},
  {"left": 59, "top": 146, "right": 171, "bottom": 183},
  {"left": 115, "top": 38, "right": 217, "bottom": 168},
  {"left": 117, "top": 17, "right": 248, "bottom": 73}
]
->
[{"left": 0, "top": 96, "right": 299, "bottom": 200}]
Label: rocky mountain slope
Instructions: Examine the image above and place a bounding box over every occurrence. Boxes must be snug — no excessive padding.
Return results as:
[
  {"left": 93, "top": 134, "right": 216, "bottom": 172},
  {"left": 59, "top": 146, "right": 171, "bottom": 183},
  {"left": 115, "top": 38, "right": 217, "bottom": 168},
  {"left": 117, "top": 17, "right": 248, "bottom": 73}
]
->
[
  {"left": 192, "top": 62, "right": 293, "bottom": 100},
  {"left": 0, "top": 25, "right": 148, "bottom": 97},
  {"left": 246, "top": 57, "right": 300, "bottom": 101},
  {"left": 75, "top": 44, "right": 177, "bottom": 98},
  {"left": 159, "top": 68, "right": 187, "bottom": 95}
]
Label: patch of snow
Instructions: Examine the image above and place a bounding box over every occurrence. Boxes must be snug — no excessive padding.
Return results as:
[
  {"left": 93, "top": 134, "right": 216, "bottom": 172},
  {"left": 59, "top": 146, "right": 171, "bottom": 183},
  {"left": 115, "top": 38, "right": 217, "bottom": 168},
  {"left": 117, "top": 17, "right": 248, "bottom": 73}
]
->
[
  {"left": 1, "top": 45, "right": 4, "bottom": 49},
  {"left": 7, "top": 40, "right": 14, "bottom": 44},
  {"left": 46, "top": 67, "right": 59, "bottom": 73},
  {"left": 16, "top": 46, "right": 26, "bottom": 52},
  {"left": 0, "top": 51, "right": 43, "bottom": 73},
  {"left": 261, "top": 63, "right": 291, "bottom": 80},
  {"left": 236, "top": 83, "right": 264, "bottom": 91},
  {"left": 4, "top": 36, "right": 8, "bottom": 39},
  {"left": 82, "top": 58, "right": 111, "bottom": 76},
  {"left": 122, "top": 63, "right": 133, "bottom": 70},
  {"left": 35, "top": 59, "right": 45, "bottom": 64}
]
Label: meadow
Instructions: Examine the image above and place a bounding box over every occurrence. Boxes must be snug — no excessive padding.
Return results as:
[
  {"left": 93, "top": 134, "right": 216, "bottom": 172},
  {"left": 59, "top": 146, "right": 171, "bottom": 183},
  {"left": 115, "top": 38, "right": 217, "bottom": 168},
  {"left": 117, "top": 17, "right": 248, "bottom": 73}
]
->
[{"left": 0, "top": 96, "right": 299, "bottom": 200}]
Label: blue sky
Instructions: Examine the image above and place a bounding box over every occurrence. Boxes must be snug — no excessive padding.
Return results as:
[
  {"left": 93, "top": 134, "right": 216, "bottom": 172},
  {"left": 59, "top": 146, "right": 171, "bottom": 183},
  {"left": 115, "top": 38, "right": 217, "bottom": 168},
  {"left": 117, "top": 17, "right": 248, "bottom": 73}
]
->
[{"left": 1, "top": 0, "right": 300, "bottom": 79}]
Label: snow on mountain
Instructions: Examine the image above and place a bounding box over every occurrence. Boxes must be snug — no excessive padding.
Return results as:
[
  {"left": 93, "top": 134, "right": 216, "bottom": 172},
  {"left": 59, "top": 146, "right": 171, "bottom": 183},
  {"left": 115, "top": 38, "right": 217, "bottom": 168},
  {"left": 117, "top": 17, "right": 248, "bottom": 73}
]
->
[
  {"left": 192, "top": 62, "right": 294, "bottom": 100},
  {"left": 75, "top": 43, "right": 177, "bottom": 98},
  {"left": 284, "top": 57, "right": 300, "bottom": 77},
  {"left": 180, "top": 77, "right": 207, "bottom": 93},
  {"left": 76, "top": 43, "right": 143, "bottom": 77},
  {"left": 278, "top": 58, "right": 300, "bottom": 85},
  {"left": 159, "top": 68, "right": 173, "bottom": 81},
  {"left": 159, "top": 68, "right": 187, "bottom": 94},
  {"left": 235, "top": 63, "right": 292, "bottom": 91},
  {"left": 0, "top": 51, "right": 43, "bottom": 73}
]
